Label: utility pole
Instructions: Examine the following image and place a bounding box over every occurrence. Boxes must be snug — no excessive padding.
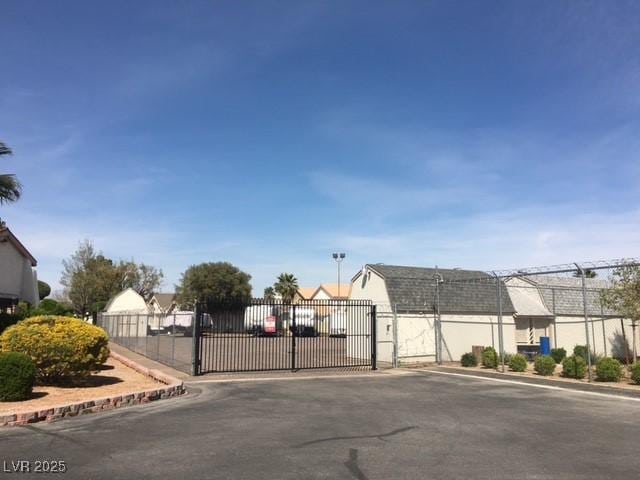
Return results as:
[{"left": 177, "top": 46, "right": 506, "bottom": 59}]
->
[{"left": 576, "top": 264, "right": 593, "bottom": 382}]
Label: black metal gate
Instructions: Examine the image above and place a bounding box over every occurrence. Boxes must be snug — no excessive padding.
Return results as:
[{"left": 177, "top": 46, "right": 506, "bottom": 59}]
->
[{"left": 192, "top": 299, "right": 376, "bottom": 374}]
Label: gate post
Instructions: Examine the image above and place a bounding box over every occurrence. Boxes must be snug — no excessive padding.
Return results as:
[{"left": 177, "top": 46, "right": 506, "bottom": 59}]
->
[
  {"left": 291, "top": 304, "right": 297, "bottom": 371},
  {"left": 371, "top": 304, "right": 377, "bottom": 370},
  {"left": 192, "top": 301, "right": 202, "bottom": 376}
]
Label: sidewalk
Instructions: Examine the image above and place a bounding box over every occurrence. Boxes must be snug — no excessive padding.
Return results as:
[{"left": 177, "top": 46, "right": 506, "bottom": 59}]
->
[
  {"left": 421, "top": 365, "right": 640, "bottom": 400},
  {"left": 108, "top": 342, "right": 389, "bottom": 384}
]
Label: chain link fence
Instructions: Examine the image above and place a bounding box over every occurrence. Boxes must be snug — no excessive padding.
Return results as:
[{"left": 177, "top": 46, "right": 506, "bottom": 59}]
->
[{"left": 98, "top": 312, "right": 195, "bottom": 374}]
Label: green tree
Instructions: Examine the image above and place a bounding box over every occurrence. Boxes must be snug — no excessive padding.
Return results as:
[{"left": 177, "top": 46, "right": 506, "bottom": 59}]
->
[
  {"left": 601, "top": 265, "right": 640, "bottom": 325},
  {"left": 0, "top": 141, "right": 22, "bottom": 205},
  {"left": 263, "top": 286, "right": 276, "bottom": 301},
  {"left": 175, "top": 262, "right": 252, "bottom": 309},
  {"left": 60, "top": 240, "right": 121, "bottom": 319},
  {"left": 274, "top": 273, "right": 298, "bottom": 303},
  {"left": 117, "top": 260, "right": 163, "bottom": 302},
  {"left": 37, "top": 280, "right": 51, "bottom": 300}
]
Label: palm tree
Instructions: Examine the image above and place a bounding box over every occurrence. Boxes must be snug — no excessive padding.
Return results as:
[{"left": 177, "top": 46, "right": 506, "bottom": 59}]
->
[
  {"left": 263, "top": 286, "right": 276, "bottom": 302},
  {"left": 0, "top": 142, "right": 22, "bottom": 205},
  {"left": 274, "top": 273, "right": 298, "bottom": 303}
]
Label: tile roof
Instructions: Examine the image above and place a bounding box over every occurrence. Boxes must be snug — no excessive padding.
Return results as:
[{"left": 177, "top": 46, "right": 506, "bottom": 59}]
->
[
  {"left": 296, "top": 287, "right": 317, "bottom": 300},
  {"left": 316, "top": 284, "right": 351, "bottom": 299},
  {"left": 367, "top": 264, "right": 515, "bottom": 314}
]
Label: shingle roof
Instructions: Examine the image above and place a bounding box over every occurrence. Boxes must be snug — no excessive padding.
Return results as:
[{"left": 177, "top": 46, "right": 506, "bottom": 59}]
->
[
  {"left": 526, "top": 276, "right": 616, "bottom": 316},
  {"left": 152, "top": 293, "right": 176, "bottom": 311},
  {"left": 367, "top": 264, "right": 515, "bottom": 314}
]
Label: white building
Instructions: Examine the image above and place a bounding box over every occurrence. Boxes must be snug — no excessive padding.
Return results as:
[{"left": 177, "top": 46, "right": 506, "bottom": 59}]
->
[
  {"left": 0, "top": 226, "right": 39, "bottom": 309},
  {"left": 350, "top": 264, "right": 515, "bottom": 365}
]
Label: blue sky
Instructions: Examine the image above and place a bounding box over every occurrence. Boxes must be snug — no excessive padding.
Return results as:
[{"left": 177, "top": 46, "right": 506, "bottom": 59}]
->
[{"left": 1, "top": 1, "right": 639, "bottom": 295}]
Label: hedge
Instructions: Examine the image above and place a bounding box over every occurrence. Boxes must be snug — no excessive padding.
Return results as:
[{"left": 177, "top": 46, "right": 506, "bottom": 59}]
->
[
  {"left": 550, "top": 348, "right": 566, "bottom": 364},
  {"left": 0, "top": 316, "right": 109, "bottom": 383},
  {"left": 630, "top": 363, "right": 640, "bottom": 385}
]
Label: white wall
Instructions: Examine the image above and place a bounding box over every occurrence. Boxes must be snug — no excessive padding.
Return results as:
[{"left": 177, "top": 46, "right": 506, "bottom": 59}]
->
[
  {"left": 0, "top": 240, "right": 38, "bottom": 306},
  {"left": 439, "top": 314, "right": 517, "bottom": 362},
  {"left": 552, "top": 316, "right": 639, "bottom": 359}
]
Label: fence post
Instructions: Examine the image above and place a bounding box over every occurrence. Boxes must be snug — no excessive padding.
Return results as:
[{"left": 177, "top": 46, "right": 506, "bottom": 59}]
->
[
  {"left": 392, "top": 303, "right": 398, "bottom": 368},
  {"left": 576, "top": 264, "right": 593, "bottom": 382},
  {"left": 171, "top": 313, "right": 176, "bottom": 367},
  {"left": 291, "top": 304, "right": 297, "bottom": 371},
  {"left": 371, "top": 304, "right": 377, "bottom": 370},
  {"left": 494, "top": 272, "right": 505, "bottom": 373},
  {"left": 192, "top": 302, "right": 202, "bottom": 376},
  {"left": 434, "top": 269, "right": 443, "bottom": 364}
]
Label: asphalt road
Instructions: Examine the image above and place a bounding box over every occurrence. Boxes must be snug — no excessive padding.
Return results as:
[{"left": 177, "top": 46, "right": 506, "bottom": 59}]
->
[{"left": 1, "top": 371, "right": 639, "bottom": 480}]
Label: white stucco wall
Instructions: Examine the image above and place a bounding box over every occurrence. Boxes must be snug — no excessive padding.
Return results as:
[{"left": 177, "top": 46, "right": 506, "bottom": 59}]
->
[
  {"left": 552, "top": 316, "right": 638, "bottom": 358},
  {"left": 0, "top": 239, "right": 38, "bottom": 306},
  {"left": 439, "top": 314, "right": 517, "bottom": 362}
]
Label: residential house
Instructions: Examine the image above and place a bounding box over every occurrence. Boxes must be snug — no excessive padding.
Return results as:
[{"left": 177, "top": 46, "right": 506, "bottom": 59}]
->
[{"left": 0, "top": 226, "right": 39, "bottom": 310}]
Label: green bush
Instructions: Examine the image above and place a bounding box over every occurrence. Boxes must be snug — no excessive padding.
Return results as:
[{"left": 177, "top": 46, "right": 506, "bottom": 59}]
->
[
  {"left": 630, "top": 363, "right": 640, "bottom": 385},
  {"left": 0, "top": 352, "right": 36, "bottom": 401},
  {"left": 508, "top": 354, "right": 528, "bottom": 372},
  {"left": 562, "top": 355, "right": 587, "bottom": 379},
  {"left": 534, "top": 355, "right": 556, "bottom": 376},
  {"left": 595, "top": 357, "right": 622, "bottom": 382},
  {"left": 501, "top": 353, "right": 514, "bottom": 365},
  {"left": 482, "top": 347, "right": 498, "bottom": 369},
  {"left": 0, "top": 316, "right": 109, "bottom": 384},
  {"left": 573, "top": 345, "right": 600, "bottom": 364},
  {"left": 550, "top": 348, "right": 567, "bottom": 364},
  {"left": 460, "top": 352, "right": 477, "bottom": 367}
]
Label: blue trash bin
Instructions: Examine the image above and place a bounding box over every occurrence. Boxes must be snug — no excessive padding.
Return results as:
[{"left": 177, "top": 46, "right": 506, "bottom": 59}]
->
[{"left": 540, "top": 336, "right": 551, "bottom": 355}]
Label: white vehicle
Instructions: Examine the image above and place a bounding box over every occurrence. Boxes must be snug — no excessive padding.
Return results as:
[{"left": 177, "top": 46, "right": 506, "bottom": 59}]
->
[
  {"left": 329, "top": 312, "right": 348, "bottom": 337},
  {"left": 244, "top": 305, "right": 278, "bottom": 335},
  {"left": 160, "top": 311, "right": 212, "bottom": 336},
  {"left": 289, "top": 306, "right": 317, "bottom": 336}
]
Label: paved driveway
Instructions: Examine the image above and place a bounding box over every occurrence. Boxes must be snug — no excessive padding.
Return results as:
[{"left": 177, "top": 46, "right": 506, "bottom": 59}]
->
[{"left": 1, "top": 371, "right": 638, "bottom": 479}]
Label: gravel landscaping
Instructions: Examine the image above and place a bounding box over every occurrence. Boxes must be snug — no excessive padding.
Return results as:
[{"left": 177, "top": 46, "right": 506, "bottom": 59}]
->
[{"left": 0, "top": 357, "right": 161, "bottom": 415}]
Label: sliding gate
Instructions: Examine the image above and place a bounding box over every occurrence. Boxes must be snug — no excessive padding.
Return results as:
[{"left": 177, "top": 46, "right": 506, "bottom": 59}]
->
[{"left": 193, "top": 299, "right": 376, "bottom": 374}]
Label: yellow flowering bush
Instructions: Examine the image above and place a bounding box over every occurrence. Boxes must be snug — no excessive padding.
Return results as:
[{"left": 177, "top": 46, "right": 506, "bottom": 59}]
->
[{"left": 0, "top": 316, "right": 109, "bottom": 384}]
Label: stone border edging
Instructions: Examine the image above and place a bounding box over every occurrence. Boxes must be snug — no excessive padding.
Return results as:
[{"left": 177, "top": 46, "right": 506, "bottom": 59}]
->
[{"left": 0, "top": 351, "right": 186, "bottom": 427}]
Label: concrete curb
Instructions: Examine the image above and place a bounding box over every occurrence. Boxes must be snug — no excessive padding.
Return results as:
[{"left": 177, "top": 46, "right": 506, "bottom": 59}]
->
[
  {"left": 427, "top": 366, "right": 640, "bottom": 399},
  {"left": 0, "top": 351, "right": 186, "bottom": 428}
]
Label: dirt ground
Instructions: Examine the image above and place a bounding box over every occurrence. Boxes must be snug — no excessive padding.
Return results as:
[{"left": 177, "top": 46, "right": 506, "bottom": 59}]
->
[{"left": 0, "top": 357, "right": 161, "bottom": 414}]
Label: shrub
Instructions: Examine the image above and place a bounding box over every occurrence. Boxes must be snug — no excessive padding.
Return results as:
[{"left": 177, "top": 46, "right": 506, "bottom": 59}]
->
[
  {"left": 562, "top": 355, "right": 587, "bottom": 379},
  {"left": 508, "top": 354, "right": 528, "bottom": 372},
  {"left": 534, "top": 355, "right": 556, "bottom": 376},
  {"left": 460, "top": 352, "right": 477, "bottom": 367},
  {"left": 630, "top": 363, "right": 640, "bottom": 385},
  {"left": 0, "top": 316, "right": 109, "bottom": 383},
  {"left": 550, "top": 348, "right": 566, "bottom": 364},
  {"left": 501, "top": 353, "right": 514, "bottom": 365},
  {"left": 595, "top": 357, "right": 622, "bottom": 382},
  {"left": 482, "top": 347, "right": 498, "bottom": 369},
  {"left": 0, "top": 352, "right": 36, "bottom": 401},
  {"left": 573, "top": 345, "right": 600, "bottom": 364}
]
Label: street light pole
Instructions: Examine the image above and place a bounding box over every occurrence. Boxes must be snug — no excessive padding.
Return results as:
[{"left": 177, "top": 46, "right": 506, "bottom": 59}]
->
[{"left": 332, "top": 253, "right": 346, "bottom": 297}]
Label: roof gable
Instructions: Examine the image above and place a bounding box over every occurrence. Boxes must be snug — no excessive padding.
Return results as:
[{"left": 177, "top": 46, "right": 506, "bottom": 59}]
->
[
  {"left": 366, "top": 264, "right": 515, "bottom": 314},
  {"left": 314, "top": 283, "right": 351, "bottom": 299},
  {"left": 524, "top": 275, "right": 616, "bottom": 316},
  {"left": 0, "top": 227, "right": 37, "bottom": 266},
  {"left": 151, "top": 293, "right": 176, "bottom": 310}
]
